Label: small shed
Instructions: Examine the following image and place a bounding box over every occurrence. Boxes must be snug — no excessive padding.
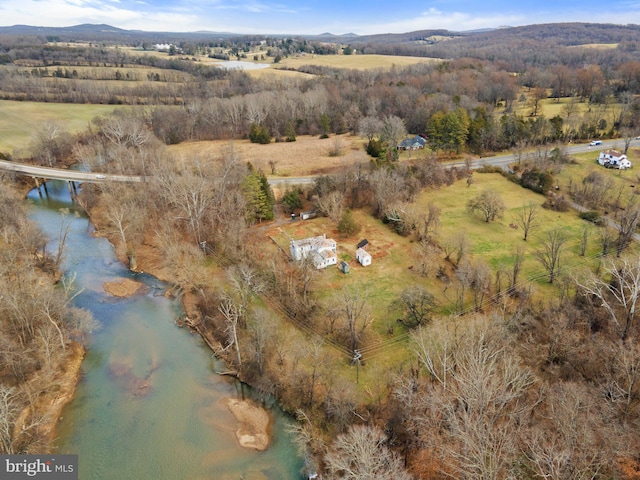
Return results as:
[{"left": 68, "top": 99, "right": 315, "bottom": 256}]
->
[
  {"left": 356, "top": 239, "right": 369, "bottom": 250},
  {"left": 300, "top": 210, "right": 317, "bottom": 220},
  {"left": 339, "top": 261, "right": 350, "bottom": 274},
  {"left": 356, "top": 248, "right": 371, "bottom": 266}
]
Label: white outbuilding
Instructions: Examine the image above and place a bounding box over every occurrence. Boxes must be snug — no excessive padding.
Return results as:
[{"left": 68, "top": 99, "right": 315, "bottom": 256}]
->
[{"left": 356, "top": 247, "right": 371, "bottom": 266}]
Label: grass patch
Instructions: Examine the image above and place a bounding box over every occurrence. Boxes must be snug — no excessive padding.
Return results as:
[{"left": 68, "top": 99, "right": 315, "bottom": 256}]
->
[
  {"left": 0, "top": 100, "right": 130, "bottom": 154},
  {"left": 418, "top": 172, "right": 603, "bottom": 292}
]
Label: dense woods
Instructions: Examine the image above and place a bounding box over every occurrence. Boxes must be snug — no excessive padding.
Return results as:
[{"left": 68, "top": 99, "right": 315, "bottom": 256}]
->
[{"left": 4, "top": 22, "right": 640, "bottom": 478}]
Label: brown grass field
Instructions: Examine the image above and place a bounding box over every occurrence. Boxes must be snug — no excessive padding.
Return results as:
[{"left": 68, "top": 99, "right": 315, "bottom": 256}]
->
[
  {"left": 275, "top": 53, "right": 440, "bottom": 70},
  {"left": 166, "top": 134, "right": 371, "bottom": 177}
]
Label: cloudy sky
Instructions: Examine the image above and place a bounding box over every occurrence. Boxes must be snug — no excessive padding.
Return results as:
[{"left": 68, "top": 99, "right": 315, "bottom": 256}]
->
[{"left": 0, "top": 0, "right": 637, "bottom": 35}]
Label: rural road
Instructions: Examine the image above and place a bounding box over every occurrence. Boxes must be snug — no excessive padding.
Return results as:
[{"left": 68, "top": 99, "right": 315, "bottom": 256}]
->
[
  {"left": 0, "top": 139, "right": 636, "bottom": 186},
  {"left": 0, "top": 160, "right": 147, "bottom": 183}
]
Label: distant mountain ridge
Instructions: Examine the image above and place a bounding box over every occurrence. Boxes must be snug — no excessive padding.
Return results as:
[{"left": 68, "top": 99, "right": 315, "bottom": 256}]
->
[{"left": 0, "top": 22, "right": 638, "bottom": 47}]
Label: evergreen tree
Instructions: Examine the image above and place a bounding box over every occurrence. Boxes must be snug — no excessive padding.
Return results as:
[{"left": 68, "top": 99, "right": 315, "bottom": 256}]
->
[
  {"left": 319, "top": 113, "right": 331, "bottom": 139},
  {"left": 284, "top": 119, "right": 297, "bottom": 142},
  {"left": 338, "top": 209, "right": 361, "bottom": 236},
  {"left": 242, "top": 171, "right": 275, "bottom": 223},
  {"left": 249, "top": 124, "right": 271, "bottom": 144}
]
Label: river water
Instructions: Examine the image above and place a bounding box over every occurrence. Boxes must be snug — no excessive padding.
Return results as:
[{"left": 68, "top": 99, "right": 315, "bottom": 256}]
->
[{"left": 27, "top": 181, "right": 303, "bottom": 480}]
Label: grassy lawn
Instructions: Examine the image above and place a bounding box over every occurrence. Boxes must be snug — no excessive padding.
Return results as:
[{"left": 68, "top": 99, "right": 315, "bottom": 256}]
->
[
  {"left": 0, "top": 100, "right": 130, "bottom": 154},
  {"left": 556, "top": 148, "right": 640, "bottom": 202},
  {"left": 431, "top": 172, "right": 603, "bottom": 285},
  {"left": 266, "top": 170, "right": 610, "bottom": 331}
]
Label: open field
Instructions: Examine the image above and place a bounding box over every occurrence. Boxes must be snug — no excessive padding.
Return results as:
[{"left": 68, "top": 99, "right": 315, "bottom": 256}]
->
[
  {"left": 570, "top": 43, "right": 619, "bottom": 49},
  {"left": 166, "top": 134, "right": 371, "bottom": 177},
  {"left": 510, "top": 92, "right": 593, "bottom": 118},
  {"left": 0, "top": 100, "right": 130, "bottom": 154},
  {"left": 245, "top": 67, "right": 314, "bottom": 80},
  {"left": 4, "top": 64, "right": 187, "bottom": 81},
  {"left": 118, "top": 46, "right": 437, "bottom": 73},
  {"left": 275, "top": 53, "right": 440, "bottom": 70}
]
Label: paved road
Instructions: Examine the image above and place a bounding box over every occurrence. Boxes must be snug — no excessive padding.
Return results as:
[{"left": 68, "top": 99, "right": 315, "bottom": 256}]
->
[
  {"left": 268, "top": 139, "right": 635, "bottom": 185},
  {"left": 0, "top": 160, "right": 147, "bottom": 183},
  {"left": 0, "top": 139, "right": 635, "bottom": 186},
  {"left": 448, "top": 138, "right": 636, "bottom": 170}
]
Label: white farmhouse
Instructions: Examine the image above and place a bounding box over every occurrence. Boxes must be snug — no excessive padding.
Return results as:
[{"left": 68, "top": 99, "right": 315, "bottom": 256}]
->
[
  {"left": 290, "top": 234, "right": 337, "bottom": 269},
  {"left": 356, "top": 247, "right": 372, "bottom": 266},
  {"left": 598, "top": 150, "right": 631, "bottom": 169}
]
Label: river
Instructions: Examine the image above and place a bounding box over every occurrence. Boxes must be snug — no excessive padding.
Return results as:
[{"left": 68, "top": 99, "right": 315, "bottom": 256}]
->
[{"left": 27, "top": 180, "right": 304, "bottom": 480}]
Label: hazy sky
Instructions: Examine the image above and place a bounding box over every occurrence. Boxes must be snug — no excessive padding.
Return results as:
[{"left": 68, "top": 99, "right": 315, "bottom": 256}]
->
[{"left": 0, "top": 0, "right": 637, "bottom": 35}]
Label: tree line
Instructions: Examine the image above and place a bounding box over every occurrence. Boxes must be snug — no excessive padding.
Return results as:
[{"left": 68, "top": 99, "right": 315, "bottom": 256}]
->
[{"left": 0, "top": 175, "right": 94, "bottom": 454}]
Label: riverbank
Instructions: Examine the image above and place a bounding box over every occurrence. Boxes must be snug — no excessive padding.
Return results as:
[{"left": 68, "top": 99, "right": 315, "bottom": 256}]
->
[
  {"left": 83, "top": 199, "right": 276, "bottom": 451},
  {"left": 42, "top": 342, "right": 85, "bottom": 447},
  {"left": 6, "top": 180, "right": 87, "bottom": 454}
]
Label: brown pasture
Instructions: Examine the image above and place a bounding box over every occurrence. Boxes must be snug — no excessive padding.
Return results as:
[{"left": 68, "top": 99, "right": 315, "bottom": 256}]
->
[{"left": 166, "top": 134, "right": 370, "bottom": 177}]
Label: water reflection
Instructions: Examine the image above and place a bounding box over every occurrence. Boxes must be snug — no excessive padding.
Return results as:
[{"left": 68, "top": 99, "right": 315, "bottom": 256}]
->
[{"left": 27, "top": 181, "right": 303, "bottom": 480}]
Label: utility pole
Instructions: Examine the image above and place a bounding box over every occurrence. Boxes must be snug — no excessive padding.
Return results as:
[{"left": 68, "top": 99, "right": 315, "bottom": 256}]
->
[{"left": 352, "top": 349, "right": 362, "bottom": 384}]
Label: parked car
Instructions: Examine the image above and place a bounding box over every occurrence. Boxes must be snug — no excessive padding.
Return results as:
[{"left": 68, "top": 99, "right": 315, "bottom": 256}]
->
[
  {"left": 95, "top": 174, "right": 106, "bottom": 179},
  {"left": 590, "top": 140, "right": 602, "bottom": 146}
]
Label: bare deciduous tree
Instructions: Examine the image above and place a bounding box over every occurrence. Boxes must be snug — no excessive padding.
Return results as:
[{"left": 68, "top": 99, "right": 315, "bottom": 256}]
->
[
  {"left": 330, "top": 286, "right": 372, "bottom": 353},
  {"left": 414, "top": 240, "right": 440, "bottom": 278},
  {"left": 467, "top": 190, "right": 506, "bottom": 223},
  {"left": 393, "top": 285, "right": 437, "bottom": 328},
  {"left": 600, "top": 227, "right": 614, "bottom": 257},
  {"left": 580, "top": 223, "right": 590, "bottom": 257},
  {"left": 523, "top": 382, "right": 615, "bottom": 480},
  {"left": 535, "top": 228, "right": 569, "bottom": 284},
  {"left": 228, "top": 263, "right": 264, "bottom": 329},
  {"left": 153, "top": 159, "right": 216, "bottom": 245},
  {"left": 315, "top": 190, "right": 345, "bottom": 223},
  {"left": 324, "top": 424, "right": 412, "bottom": 480},
  {"left": 379, "top": 115, "right": 407, "bottom": 161},
  {"left": 514, "top": 202, "right": 540, "bottom": 241},
  {"left": 358, "top": 116, "right": 383, "bottom": 142},
  {"left": 615, "top": 200, "right": 640, "bottom": 257},
  {"left": 219, "top": 296, "right": 242, "bottom": 367},
  {"left": 576, "top": 255, "right": 640, "bottom": 340},
  {"left": 604, "top": 340, "right": 640, "bottom": 415},
  {"left": 510, "top": 246, "right": 526, "bottom": 294},
  {"left": 417, "top": 203, "right": 441, "bottom": 242},
  {"left": 412, "top": 321, "right": 535, "bottom": 480},
  {"left": 471, "top": 259, "right": 492, "bottom": 311}
]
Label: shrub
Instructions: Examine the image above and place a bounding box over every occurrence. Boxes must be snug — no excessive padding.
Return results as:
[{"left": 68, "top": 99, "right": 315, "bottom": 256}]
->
[
  {"left": 580, "top": 210, "right": 603, "bottom": 225},
  {"left": 520, "top": 168, "right": 554, "bottom": 194},
  {"left": 282, "top": 189, "right": 302, "bottom": 213},
  {"left": 249, "top": 124, "right": 271, "bottom": 144},
  {"left": 543, "top": 193, "right": 571, "bottom": 212},
  {"left": 338, "top": 209, "right": 361, "bottom": 236},
  {"left": 366, "top": 139, "right": 385, "bottom": 158}
]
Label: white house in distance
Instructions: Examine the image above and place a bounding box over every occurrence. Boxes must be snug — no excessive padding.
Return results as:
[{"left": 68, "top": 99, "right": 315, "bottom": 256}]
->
[
  {"left": 598, "top": 150, "right": 632, "bottom": 169},
  {"left": 356, "top": 247, "right": 372, "bottom": 266},
  {"left": 290, "top": 234, "right": 337, "bottom": 269}
]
